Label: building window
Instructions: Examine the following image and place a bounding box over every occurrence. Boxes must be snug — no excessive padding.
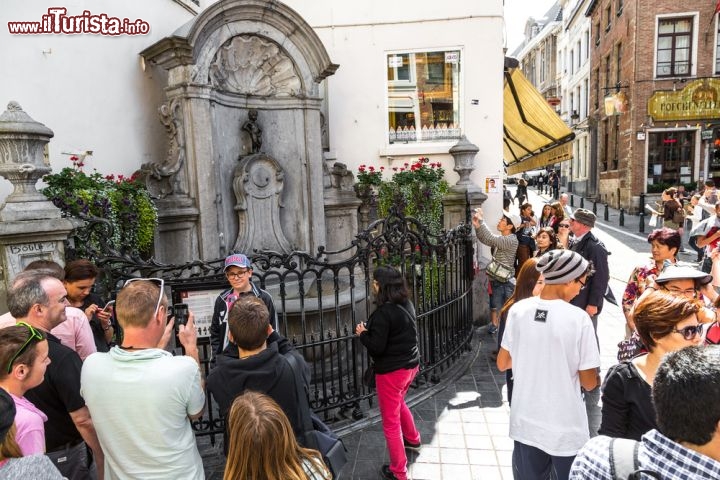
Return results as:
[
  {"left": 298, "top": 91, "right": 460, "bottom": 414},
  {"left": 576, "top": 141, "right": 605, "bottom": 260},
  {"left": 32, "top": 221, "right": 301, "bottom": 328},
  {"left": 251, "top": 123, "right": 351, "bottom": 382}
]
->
[
  {"left": 541, "top": 46, "right": 547, "bottom": 82},
  {"left": 616, "top": 0, "right": 624, "bottom": 16},
  {"left": 595, "top": 22, "right": 601, "bottom": 46},
  {"left": 585, "top": 30, "right": 590, "bottom": 59},
  {"left": 605, "top": 6, "right": 612, "bottom": 32},
  {"left": 577, "top": 41, "right": 582, "bottom": 69},
  {"left": 593, "top": 68, "right": 600, "bottom": 109},
  {"left": 656, "top": 17, "right": 693, "bottom": 77},
  {"left": 387, "top": 50, "right": 461, "bottom": 144},
  {"left": 602, "top": 119, "right": 609, "bottom": 171},
  {"left": 647, "top": 131, "right": 695, "bottom": 189},
  {"left": 616, "top": 43, "right": 623, "bottom": 84},
  {"left": 715, "top": 18, "right": 720, "bottom": 74},
  {"left": 604, "top": 55, "right": 612, "bottom": 99},
  {"left": 570, "top": 50, "right": 574, "bottom": 75}
]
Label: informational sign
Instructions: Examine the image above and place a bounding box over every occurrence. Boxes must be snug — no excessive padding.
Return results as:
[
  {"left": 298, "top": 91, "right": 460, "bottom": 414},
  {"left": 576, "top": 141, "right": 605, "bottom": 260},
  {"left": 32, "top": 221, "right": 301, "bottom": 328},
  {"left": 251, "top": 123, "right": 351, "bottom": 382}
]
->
[
  {"left": 702, "top": 129, "right": 714, "bottom": 141},
  {"left": 485, "top": 175, "right": 499, "bottom": 193},
  {"left": 445, "top": 51, "right": 459, "bottom": 64},
  {"left": 388, "top": 56, "right": 403, "bottom": 68},
  {"left": 176, "top": 288, "right": 225, "bottom": 337}
]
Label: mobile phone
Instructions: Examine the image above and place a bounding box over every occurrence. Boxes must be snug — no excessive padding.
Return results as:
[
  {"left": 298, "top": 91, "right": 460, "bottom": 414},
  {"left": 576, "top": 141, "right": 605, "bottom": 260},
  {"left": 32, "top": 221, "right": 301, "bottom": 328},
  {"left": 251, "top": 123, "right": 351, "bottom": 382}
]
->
[{"left": 103, "top": 300, "right": 115, "bottom": 312}]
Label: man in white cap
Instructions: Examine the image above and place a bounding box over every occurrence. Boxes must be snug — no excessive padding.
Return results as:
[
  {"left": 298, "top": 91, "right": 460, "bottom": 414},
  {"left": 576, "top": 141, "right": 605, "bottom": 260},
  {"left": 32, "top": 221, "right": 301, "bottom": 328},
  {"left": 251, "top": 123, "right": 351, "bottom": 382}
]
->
[
  {"left": 472, "top": 208, "right": 522, "bottom": 335},
  {"left": 497, "top": 250, "right": 600, "bottom": 479},
  {"left": 209, "top": 253, "right": 278, "bottom": 360}
]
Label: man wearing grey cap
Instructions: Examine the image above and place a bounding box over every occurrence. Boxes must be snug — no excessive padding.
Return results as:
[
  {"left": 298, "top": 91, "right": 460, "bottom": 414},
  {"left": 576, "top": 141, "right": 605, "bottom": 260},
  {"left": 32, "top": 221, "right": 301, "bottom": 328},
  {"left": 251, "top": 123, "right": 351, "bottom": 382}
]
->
[
  {"left": 568, "top": 208, "right": 610, "bottom": 436},
  {"left": 497, "top": 250, "right": 600, "bottom": 479}
]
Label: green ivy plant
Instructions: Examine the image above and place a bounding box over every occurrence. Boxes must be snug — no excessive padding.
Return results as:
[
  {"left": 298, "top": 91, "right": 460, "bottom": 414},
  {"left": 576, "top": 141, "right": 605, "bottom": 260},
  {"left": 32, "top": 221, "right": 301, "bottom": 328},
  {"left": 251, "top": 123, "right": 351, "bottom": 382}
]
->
[{"left": 42, "top": 156, "right": 157, "bottom": 257}]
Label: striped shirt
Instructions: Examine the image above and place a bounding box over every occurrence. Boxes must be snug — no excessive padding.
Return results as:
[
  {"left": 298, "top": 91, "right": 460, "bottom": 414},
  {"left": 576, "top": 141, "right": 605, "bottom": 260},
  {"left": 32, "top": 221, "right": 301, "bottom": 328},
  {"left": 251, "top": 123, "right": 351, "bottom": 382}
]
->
[
  {"left": 570, "top": 429, "right": 720, "bottom": 479},
  {"left": 475, "top": 220, "right": 519, "bottom": 278}
]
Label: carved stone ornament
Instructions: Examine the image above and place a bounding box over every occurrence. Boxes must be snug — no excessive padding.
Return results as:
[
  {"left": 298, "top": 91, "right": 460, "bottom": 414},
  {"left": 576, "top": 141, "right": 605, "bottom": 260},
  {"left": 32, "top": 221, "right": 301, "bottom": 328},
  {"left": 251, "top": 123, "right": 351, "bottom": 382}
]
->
[
  {"left": 233, "top": 153, "right": 292, "bottom": 254},
  {"left": 137, "top": 98, "right": 185, "bottom": 199},
  {"left": 209, "top": 35, "right": 302, "bottom": 97}
]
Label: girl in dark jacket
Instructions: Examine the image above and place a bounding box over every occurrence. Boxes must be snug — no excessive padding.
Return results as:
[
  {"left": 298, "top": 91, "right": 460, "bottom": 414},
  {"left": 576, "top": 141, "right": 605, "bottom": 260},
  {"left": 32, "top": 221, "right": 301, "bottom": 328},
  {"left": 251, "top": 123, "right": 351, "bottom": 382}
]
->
[{"left": 355, "top": 267, "right": 420, "bottom": 480}]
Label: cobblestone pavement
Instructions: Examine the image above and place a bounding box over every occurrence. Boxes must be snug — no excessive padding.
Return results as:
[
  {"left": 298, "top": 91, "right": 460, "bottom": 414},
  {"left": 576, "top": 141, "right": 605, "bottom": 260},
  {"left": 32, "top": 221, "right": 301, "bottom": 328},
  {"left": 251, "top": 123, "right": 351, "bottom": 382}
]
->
[{"left": 200, "top": 186, "right": 645, "bottom": 479}]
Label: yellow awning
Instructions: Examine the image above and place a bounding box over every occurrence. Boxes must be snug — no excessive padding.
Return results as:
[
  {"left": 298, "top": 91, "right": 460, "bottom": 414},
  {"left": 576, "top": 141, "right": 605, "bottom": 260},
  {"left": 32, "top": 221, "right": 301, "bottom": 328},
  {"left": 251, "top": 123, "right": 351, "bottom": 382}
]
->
[{"left": 503, "top": 68, "right": 574, "bottom": 174}]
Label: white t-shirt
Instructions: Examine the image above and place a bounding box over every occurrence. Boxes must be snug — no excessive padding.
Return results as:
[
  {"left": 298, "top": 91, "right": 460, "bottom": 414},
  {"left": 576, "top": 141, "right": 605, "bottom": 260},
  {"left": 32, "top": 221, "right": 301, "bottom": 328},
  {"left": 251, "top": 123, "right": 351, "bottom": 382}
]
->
[
  {"left": 81, "top": 347, "right": 205, "bottom": 480},
  {"left": 501, "top": 297, "right": 600, "bottom": 456}
]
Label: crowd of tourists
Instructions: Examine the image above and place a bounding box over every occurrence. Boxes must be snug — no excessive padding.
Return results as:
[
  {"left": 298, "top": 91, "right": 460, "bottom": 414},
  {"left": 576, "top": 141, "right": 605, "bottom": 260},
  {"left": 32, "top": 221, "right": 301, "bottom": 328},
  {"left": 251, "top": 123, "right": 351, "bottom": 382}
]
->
[{"left": 473, "top": 181, "right": 720, "bottom": 479}]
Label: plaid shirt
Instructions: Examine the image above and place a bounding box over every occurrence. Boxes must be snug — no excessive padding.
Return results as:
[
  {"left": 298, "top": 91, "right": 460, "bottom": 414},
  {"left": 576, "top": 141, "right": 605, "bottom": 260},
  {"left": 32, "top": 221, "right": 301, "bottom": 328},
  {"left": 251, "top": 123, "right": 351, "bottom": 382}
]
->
[{"left": 570, "top": 429, "right": 720, "bottom": 479}]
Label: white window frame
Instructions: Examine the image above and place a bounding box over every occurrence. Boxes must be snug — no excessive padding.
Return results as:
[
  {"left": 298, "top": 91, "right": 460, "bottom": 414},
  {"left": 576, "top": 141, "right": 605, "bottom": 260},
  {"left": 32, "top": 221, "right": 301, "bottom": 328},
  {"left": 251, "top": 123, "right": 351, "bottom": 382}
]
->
[{"left": 653, "top": 12, "right": 699, "bottom": 79}]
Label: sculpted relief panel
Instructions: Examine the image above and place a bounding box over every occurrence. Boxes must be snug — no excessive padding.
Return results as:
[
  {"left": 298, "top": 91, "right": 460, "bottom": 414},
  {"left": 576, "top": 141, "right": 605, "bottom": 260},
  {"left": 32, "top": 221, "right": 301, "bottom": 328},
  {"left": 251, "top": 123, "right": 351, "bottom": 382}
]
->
[{"left": 209, "top": 35, "right": 302, "bottom": 97}]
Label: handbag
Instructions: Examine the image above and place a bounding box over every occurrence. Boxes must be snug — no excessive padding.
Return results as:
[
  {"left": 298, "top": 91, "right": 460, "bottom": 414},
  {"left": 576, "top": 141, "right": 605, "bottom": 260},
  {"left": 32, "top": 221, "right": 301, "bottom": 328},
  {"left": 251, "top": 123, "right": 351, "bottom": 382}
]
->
[
  {"left": 616, "top": 332, "right": 645, "bottom": 362},
  {"left": 486, "top": 259, "right": 513, "bottom": 283},
  {"left": 362, "top": 362, "right": 376, "bottom": 388},
  {"left": 285, "top": 353, "right": 347, "bottom": 478}
]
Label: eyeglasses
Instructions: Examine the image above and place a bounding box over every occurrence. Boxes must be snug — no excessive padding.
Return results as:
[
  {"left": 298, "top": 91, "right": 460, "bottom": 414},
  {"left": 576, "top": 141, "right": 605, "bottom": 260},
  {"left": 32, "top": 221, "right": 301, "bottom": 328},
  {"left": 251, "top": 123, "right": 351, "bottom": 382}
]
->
[
  {"left": 577, "top": 277, "right": 586, "bottom": 289},
  {"left": 672, "top": 323, "right": 703, "bottom": 341},
  {"left": 6, "top": 322, "right": 45, "bottom": 374},
  {"left": 226, "top": 269, "right": 249, "bottom": 279},
  {"left": 123, "top": 278, "right": 165, "bottom": 318},
  {"left": 665, "top": 287, "right": 697, "bottom": 298},
  {"left": 559, "top": 224, "right": 571, "bottom": 228}
]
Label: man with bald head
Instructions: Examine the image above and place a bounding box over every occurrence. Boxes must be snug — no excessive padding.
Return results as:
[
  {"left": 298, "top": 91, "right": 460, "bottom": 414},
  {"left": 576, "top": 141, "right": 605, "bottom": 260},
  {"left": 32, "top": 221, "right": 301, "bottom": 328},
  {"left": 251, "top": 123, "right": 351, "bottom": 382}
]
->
[{"left": 8, "top": 271, "right": 104, "bottom": 479}]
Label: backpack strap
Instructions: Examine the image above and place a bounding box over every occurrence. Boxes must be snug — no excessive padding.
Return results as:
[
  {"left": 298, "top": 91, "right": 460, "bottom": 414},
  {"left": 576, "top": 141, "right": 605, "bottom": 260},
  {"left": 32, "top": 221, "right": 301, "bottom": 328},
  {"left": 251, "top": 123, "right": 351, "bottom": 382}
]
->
[{"left": 609, "top": 438, "right": 639, "bottom": 480}]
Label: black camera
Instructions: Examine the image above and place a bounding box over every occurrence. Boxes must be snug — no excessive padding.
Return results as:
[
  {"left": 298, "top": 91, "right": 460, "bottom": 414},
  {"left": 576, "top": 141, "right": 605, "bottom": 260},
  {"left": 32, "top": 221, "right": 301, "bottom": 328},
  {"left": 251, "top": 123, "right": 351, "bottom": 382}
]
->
[{"left": 170, "top": 303, "right": 189, "bottom": 329}]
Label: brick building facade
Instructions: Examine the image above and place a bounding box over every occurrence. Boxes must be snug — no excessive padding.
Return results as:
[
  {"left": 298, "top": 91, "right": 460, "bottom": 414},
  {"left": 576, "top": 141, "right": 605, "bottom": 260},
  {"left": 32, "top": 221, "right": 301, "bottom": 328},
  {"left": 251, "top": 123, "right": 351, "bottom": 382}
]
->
[{"left": 587, "top": 0, "right": 720, "bottom": 211}]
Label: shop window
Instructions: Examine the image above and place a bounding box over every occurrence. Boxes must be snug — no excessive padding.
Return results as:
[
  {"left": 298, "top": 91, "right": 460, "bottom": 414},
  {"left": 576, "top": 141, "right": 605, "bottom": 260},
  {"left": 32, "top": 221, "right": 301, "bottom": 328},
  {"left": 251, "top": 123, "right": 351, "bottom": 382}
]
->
[
  {"left": 715, "top": 18, "right": 720, "bottom": 74},
  {"left": 656, "top": 17, "right": 693, "bottom": 77},
  {"left": 387, "top": 49, "right": 461, "bottom": 144},
  {"left": 647, "top": 131, "right": 696, "bottom": 191}
]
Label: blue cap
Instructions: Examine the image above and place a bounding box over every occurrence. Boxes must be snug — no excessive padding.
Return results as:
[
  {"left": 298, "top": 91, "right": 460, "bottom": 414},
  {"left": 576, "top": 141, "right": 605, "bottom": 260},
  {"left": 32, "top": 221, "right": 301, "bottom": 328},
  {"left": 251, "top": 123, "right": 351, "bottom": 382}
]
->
[{"left": 224, "top": 253, "right": 251, "bottom": 271}]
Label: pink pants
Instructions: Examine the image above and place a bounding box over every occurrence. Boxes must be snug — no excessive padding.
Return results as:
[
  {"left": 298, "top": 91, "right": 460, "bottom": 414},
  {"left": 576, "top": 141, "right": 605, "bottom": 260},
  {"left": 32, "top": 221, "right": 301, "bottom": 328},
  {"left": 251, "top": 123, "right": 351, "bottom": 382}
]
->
[{"left": 376, "top": 365, "right": 421, "bottom": 480}]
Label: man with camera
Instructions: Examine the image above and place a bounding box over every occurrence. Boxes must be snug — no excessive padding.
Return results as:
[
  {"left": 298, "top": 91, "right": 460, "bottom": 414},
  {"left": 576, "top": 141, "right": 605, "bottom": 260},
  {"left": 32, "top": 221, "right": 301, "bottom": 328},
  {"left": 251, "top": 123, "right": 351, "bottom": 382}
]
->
[{"left": 80, "top": 279, "right": 205, "bottom": 479}]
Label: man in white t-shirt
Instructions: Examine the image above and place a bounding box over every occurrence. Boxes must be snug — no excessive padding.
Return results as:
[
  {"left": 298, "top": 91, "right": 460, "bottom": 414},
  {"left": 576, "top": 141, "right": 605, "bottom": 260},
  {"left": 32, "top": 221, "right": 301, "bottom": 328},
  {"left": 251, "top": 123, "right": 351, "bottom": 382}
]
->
[
  {"left": 497, "top": 250, "right": 600, "bottom": 480},
  {"left": 81, "top": 279, "right": 205, "bottom": 480}
]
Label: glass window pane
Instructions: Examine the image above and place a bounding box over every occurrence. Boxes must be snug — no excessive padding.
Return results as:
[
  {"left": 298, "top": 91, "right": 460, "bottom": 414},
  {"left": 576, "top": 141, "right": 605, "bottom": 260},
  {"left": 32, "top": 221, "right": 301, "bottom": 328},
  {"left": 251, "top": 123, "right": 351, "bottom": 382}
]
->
[
  {"left": 387, "top": 50, "right": 461, "bottom": 144},
  {"left": 676, "top": 36, "right": 690, "bottom": 49},
  {"left": 658, "top": 21, "right": 675, "bottom": 34},
  {"left": 675, "top": 19, "right": 692, "bottom": 33},
  {"left": 657, "top": 37, "right": 672, "bottom": 49},
  {"left": 675, "top": 48, "right": 690, "bottom": 62},
  {"left": 657, "top": 50, "right": 672, "bottom": 63}
]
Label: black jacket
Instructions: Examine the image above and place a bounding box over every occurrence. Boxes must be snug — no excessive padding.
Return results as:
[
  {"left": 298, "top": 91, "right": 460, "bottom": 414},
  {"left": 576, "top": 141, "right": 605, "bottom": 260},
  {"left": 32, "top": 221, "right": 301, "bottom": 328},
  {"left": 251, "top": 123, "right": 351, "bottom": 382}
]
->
[
  {"left": 599, "top": 361, "right": 656, "bottom": 441},
  {"left": 359, "top": 301, "right": 420, "bottom": 374},
  {"left": 569, "top": 231, "right": 610, "bottom": 314},
  {"left": 208, "top": 284, "right": 278, "bottom": 357},
  {"left": 206, "top": 339, "right": 308, "bottom": 454}
]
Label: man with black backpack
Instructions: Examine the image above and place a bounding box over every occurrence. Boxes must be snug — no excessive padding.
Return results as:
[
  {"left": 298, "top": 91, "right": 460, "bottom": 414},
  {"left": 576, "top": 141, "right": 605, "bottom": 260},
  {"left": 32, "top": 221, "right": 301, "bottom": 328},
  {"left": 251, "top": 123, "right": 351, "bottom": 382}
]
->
[{"left": 570, "top": 345, "right": 720, "bottom": 479}]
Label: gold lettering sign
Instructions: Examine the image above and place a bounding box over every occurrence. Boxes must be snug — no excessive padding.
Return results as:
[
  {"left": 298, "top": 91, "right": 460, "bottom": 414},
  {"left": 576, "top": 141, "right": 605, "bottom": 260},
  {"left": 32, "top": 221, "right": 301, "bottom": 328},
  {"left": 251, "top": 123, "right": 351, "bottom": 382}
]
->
[
  {"left": 648, "top": 79, "right": 720, "bottom": 121},
  {"left": 507, "top": 142, "right": 572, "bottom": 175}
]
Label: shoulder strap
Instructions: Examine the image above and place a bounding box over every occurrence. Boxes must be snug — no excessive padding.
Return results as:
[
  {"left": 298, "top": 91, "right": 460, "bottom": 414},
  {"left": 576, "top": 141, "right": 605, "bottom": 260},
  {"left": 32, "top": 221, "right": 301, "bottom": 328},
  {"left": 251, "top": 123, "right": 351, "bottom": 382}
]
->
[
  {"left": 284, "top": 353, "right": 315, "bottom": 435},
  {"left": 609, "top": 438, "right": 639, "bottom": 480}
]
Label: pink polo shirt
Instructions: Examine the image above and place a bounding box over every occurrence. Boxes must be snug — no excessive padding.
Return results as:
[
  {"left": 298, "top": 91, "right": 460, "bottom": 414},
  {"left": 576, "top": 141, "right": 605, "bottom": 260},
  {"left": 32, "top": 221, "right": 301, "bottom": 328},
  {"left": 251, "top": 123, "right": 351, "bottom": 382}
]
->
[{"left": 10, "top": 393, "right": 47, "bottom": 455}]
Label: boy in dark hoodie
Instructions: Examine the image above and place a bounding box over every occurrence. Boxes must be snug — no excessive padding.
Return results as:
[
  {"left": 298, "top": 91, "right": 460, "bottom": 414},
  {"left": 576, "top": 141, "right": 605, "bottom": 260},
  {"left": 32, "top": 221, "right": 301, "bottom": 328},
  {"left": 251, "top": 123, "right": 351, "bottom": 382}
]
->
[{"left": 207, "top": 296, "right": 308, "bottom": 454}]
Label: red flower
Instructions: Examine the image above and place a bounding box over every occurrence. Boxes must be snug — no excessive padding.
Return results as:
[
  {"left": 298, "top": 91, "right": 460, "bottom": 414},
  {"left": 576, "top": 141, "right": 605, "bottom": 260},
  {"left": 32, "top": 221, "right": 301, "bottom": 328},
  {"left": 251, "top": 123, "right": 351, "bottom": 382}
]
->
[{"left": 70, "top": 155, "right": 79, "bottom": 161}]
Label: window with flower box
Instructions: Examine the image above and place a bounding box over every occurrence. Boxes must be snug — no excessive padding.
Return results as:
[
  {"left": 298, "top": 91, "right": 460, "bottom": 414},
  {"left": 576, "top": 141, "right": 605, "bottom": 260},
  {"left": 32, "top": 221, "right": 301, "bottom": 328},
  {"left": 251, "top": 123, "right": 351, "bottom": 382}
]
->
[{"left": 387, "top": 49, "right": 461, "bottom": 144}]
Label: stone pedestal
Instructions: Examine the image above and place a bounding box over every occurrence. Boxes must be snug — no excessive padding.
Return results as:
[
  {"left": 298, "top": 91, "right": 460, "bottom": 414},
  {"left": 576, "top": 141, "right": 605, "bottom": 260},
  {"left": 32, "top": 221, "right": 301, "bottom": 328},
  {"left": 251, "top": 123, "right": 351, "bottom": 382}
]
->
[{"left": 0, "top": 102, "right": 74, "bottom": 311}]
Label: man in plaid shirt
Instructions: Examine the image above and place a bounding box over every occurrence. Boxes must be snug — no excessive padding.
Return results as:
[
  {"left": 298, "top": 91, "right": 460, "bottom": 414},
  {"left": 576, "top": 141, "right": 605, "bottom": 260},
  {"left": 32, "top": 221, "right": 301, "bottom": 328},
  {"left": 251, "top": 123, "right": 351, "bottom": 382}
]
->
[{"left": 570, "top": 346, "right": 720, "bottom": 479}]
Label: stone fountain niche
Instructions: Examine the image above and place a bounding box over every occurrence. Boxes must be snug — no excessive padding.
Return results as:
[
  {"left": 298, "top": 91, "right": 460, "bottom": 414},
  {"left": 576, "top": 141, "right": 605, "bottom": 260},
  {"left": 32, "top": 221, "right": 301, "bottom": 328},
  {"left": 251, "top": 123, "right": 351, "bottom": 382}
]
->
[{"left": 140, "top": 0, "right": 339, "bottom": 263}]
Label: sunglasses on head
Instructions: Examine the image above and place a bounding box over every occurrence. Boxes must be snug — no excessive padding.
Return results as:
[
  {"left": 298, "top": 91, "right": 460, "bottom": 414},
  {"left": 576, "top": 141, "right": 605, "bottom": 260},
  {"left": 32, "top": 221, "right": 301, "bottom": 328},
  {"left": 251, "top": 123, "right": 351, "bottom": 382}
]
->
[
  {"left": 6, "top": 321, "right": 45, "bottom": 374},
  {"left": 123, "top": 278, "right": 165, "bottom": 318},
  {"left": 673, "top": 323, "right": 703, "bottom": 341}
]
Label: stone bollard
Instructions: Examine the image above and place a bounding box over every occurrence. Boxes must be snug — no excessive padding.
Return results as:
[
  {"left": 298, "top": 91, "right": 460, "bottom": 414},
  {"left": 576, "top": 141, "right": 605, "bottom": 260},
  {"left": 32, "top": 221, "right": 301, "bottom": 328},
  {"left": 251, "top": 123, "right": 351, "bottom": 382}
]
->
[
  {"left": 619, "top": 208, "right": 625, "bottom": 227},
  {"left": 570, "top": 194, "right": 575, "bottom": 207},
  {"left": 604, "top": 204, "right": 609, "bottom": 221},
  {"left": 580, "top": 197, "right": 585, "bottom": 209},
  {"left": 639, "top": 192, "right": 646, "bottom": 214},
  {"left": 592, "top": 201, "right": 598, "bottom": 215}
]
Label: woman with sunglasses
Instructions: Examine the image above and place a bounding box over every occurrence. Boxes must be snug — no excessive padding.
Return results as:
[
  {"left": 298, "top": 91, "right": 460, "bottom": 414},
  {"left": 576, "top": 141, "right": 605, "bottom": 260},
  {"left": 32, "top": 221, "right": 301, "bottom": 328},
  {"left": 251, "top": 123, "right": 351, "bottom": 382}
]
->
[
  {"left": 0, "top": 324, "right": 51, "bottom": 456},
  {"left": 549, "top": 201, "right": 566, "bottom": 234},
  {"left": 599, "top": 290, "right": 703, "bottom": 441},
  {"left": 0, "top": 389, "right": 63, "bottom": 479},
  {"left": 555, "top": 219, "right": 571, "bottom": 249},
  {"left": 64, "top": 259, "right": 114, "bottom": 352}
]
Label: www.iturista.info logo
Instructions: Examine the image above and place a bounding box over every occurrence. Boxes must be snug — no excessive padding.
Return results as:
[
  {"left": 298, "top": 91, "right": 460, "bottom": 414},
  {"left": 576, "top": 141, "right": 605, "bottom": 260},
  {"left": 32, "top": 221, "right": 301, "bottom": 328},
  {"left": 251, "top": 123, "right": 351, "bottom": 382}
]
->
[{"left": 8, "top": 8, "right": 150, "bottom": 35}]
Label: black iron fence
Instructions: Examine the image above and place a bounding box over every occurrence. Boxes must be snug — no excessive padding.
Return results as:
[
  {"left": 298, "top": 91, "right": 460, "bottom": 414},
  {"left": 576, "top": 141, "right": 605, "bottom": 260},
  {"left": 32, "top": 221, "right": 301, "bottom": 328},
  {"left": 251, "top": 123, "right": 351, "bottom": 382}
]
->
[{"left": 67, "top": 208, "right": 475, "bottom": 440}]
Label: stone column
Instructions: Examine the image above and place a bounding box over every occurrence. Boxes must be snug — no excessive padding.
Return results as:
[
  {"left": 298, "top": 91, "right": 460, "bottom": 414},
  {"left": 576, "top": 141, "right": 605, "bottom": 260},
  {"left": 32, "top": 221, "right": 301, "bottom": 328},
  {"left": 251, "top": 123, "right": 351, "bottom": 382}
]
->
[
  {"left": 0, "top": 102, "right": 74, "bottom": 311},
  {"left": 445, "top": 136, "right": 489, "bottom": 325}
]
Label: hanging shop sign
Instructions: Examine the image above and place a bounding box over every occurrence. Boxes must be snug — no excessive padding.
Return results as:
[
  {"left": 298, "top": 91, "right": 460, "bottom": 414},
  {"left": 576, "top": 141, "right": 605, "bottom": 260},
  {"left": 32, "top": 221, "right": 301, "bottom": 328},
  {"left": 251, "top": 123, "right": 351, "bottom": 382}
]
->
[
  {"left": 648, "top": 79, "right": 720, "bottom": 121},
  {"left": 604, "top": 92, "right": 629, "bottom": 116}
]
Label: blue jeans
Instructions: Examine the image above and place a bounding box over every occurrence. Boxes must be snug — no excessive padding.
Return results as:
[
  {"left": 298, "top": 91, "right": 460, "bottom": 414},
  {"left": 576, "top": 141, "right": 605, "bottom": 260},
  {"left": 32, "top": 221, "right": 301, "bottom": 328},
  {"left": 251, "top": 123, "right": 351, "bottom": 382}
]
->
[{"left": 490, "top": 279, "right": 514, "bottom": 311}]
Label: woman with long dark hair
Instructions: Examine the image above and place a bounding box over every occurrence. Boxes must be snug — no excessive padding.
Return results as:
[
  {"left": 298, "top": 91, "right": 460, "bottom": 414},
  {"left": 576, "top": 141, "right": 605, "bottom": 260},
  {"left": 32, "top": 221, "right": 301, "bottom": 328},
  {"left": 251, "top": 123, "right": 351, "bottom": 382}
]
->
[
  {"left": 64, "top": 259, "right": 113, "bottom": 352},
  {"left": 497, "top": 258, "right": 545, "bottom": 404},
  {"left": 355, "top": 266, "right": 420, "bottom": 480},
  {"left": 223, "top": 391, "right": 330, "bottom": 480}
]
